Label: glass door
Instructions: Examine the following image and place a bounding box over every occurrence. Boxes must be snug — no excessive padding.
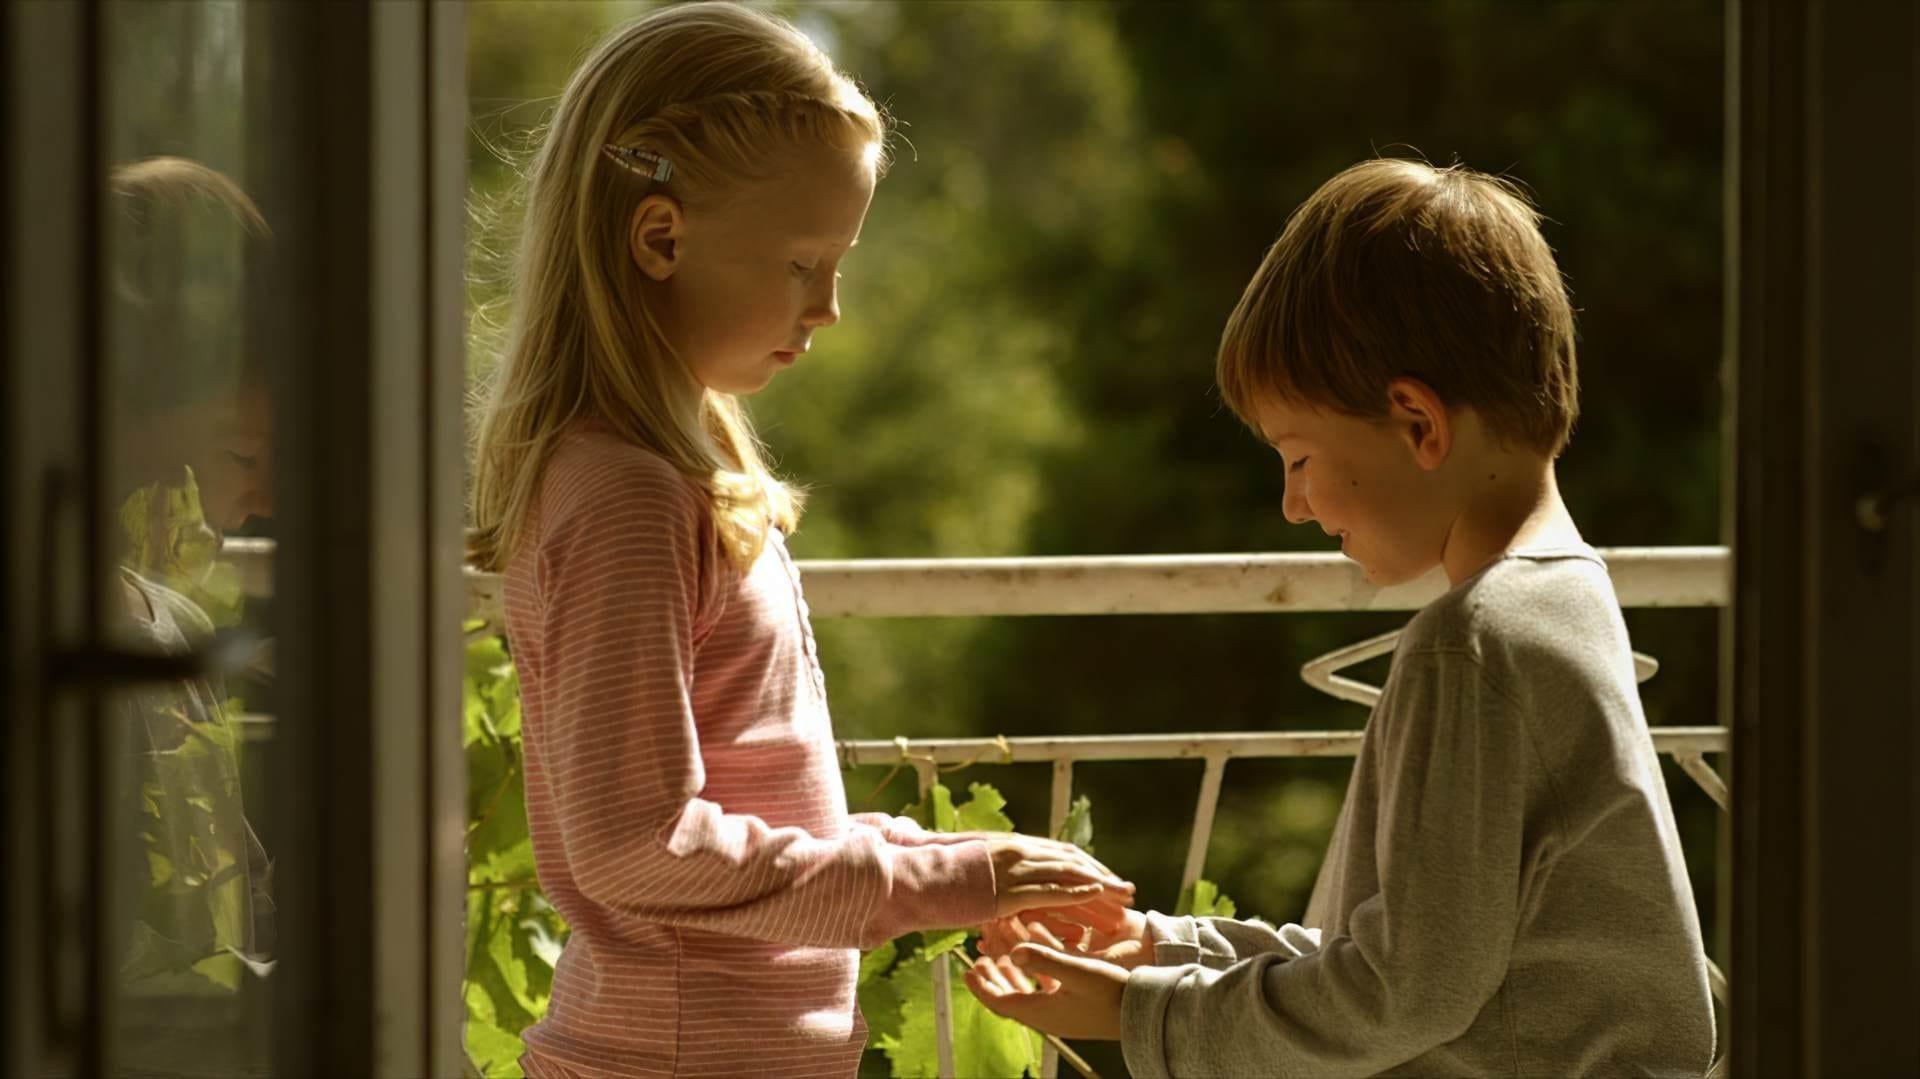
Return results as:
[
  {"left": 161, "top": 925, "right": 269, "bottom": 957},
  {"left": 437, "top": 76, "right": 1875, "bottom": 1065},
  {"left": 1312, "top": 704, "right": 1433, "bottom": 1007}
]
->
[{"left": 5, "top": 2, "right": 468, "bottom": 1074}]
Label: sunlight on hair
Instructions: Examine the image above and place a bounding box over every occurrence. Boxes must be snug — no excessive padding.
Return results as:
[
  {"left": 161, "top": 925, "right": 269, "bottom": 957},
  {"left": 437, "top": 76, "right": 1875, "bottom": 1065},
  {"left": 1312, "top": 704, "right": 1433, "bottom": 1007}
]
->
[{"left": 469, "top": 1, "right": 890, "bottom": 574}]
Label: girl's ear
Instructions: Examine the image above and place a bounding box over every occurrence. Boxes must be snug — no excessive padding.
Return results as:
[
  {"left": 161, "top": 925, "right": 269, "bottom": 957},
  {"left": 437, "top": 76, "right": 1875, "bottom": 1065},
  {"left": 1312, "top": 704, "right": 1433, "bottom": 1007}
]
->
[
  {"left": 1385, "top": 377, "right": 1452, "bottom": 471},
  {"left": 629, "top": 194, "right": 685, "bottom": 281}
]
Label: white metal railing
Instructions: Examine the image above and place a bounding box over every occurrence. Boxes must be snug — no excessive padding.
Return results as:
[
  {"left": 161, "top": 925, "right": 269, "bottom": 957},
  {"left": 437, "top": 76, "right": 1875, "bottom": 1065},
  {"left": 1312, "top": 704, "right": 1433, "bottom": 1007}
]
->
[
  {"left": 221, "top": 539, "right": 1732, "bottom": 1078},
  {"left": 225, "top": 541, "right": 1727, "bottom": 623}
]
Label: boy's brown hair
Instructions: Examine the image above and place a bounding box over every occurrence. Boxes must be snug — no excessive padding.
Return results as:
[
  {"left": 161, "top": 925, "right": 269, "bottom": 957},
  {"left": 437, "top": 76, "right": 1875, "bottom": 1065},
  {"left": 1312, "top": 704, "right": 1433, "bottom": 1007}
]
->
[{"left": 1216, "top": 158, "right": 1579, "bottom": 455}]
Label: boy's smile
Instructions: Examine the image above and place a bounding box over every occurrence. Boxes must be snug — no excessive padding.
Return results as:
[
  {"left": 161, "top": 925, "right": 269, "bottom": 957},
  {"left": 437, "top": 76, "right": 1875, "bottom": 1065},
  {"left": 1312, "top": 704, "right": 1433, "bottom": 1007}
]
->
[
  {"left": 1250, "top": 380, "right": 1586, "bottom": 589},
  {"left": 1249, "top": 387, "right": 1455, "bottom": 587}
]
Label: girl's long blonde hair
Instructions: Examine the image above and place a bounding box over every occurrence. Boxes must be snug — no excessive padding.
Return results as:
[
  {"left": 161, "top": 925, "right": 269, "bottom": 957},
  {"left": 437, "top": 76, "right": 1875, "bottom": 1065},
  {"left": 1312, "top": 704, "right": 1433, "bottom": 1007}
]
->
[{"left": 469, "top": 1, "right": 887, "bottom": 573}]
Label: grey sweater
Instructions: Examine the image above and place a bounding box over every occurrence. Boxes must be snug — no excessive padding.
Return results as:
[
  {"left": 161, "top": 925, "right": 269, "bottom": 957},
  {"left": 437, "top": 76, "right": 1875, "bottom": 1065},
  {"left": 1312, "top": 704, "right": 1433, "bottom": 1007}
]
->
[{"left": 1122, "top": 548, "right": 1716, "bottom": 1077}]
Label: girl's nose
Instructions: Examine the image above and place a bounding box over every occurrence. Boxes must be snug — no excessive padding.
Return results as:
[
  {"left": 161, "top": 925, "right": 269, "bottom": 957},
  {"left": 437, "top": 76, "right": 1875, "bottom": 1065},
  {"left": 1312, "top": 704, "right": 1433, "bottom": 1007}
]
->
[{"left": 801, "top": 277, "right": 840, "bottom": 329}]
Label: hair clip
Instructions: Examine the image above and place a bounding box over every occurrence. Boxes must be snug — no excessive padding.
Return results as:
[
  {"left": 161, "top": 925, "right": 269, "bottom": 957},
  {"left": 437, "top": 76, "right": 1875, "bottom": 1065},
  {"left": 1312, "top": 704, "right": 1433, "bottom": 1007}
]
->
[{"left": 601, "top": 143, "right": 674, "bottom": 183}]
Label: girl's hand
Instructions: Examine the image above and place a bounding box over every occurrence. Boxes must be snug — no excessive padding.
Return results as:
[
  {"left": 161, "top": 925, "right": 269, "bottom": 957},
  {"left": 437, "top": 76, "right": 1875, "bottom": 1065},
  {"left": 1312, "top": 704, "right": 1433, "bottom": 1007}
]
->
[
  {"left": 981, "top": 834, "right": 1134, "bottom": 919},
  {"left": 948, "top": 832, "right": 1123, "bottom": 879}
]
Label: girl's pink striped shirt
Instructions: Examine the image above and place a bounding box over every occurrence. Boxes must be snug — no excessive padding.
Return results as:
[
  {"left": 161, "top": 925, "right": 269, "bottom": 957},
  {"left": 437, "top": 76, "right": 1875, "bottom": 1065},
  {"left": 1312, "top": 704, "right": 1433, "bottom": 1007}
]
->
[{"left": 505, "top": 426, "right": 995, "bottom": 1078}]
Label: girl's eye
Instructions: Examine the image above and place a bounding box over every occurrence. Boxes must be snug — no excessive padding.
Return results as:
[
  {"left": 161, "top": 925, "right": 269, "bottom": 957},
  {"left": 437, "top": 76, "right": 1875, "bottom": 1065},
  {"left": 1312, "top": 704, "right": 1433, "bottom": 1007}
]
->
[
  {"left": 227, "top": 450, "right": 259, "bottom": 470},
  {"left": 790, "top": 261, "right": 816, "bottom": 277},
  {"left": 1288, "top": 457, "right": 1309, "bottom": 473}
]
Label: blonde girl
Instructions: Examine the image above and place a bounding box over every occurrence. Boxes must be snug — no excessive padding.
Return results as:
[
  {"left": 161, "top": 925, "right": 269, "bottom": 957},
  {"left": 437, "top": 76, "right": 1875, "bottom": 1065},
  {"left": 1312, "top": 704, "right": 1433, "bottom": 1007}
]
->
[{"left": 470, "top": 4, "right": 1128, "bottom": 1075}]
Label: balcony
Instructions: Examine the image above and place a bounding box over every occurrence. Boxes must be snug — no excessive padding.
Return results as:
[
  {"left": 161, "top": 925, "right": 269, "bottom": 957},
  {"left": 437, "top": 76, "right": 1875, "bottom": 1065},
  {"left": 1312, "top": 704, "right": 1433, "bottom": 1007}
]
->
[{"left": 227, "top": 539, "right": 1730, "bottom": 1078}]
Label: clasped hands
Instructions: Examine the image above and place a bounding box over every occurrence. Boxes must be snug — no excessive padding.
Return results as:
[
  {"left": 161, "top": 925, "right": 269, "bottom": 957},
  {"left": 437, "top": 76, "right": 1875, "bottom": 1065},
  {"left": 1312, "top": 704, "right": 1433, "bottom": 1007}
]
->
[{"left": 969, "top": 836, "right": 1154, "bottom": 1041}]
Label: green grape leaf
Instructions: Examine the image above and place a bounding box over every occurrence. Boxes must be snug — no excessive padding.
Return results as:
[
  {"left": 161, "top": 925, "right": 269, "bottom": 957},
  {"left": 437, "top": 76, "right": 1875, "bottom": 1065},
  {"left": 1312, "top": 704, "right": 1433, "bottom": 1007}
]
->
[
  {"left": 885, "top": 955, "right": 1042, "bottom": 1078},
  {"left": 464, "top": 981, "right": 527, "bottom": 1077},
  {"left": 190, "top": 950, "right": 243, "bottom": 992},
  {"left": 480, "top": 833, "right": 535, "bottom": 886},
  {"left": 487, "top": 900, "right": 542, "bottom": 1020},
  {"left": 488, "top": 686, "right": 523, "bottom": 740},
  {"left": 463, "top": 678, "right": 494, "bottom": 747},
  {"left": 464, "top": 635, "right": 520, "bottom": 745},
  {"left": 1174, "top": 878, "right": 1238, "bottom": 919},
  {"left": 465, "top": 895, "right": 537, "bottom": 1032},
  {"left": 465, "top": 634, "right": 513, "bottom": 685},
  {"left": 513, "top": 909, "right": 561, "bottom": 1010},
  {"left": 858, "top": 965, "right": 905, "bottom": 1049},
  {"left": 915, "top": 929, "right": 970, "bottom": 961},
  {"left": 466, "top": 738, "right": 525, "bottom": 874},
  {"left": 1056, "top": 795, "right": 1094, "bottom": 853},
  {"left": 859, "top": 939, "right": 898, "bottom": 987},
  {"left": 470, "top": 785, "right": 531, "bottom": 882},
  {"left": 954, "top": 782, "right": 1015, "bottom": 834},
  {"left": 902, "top": 782, "right": 959, "bottom": 833},
  {"left": 465, "top": 890, "right": 492, "bottom": 974},
  {"left": 873, "top": 960, "right": 926, "bottom": 1068}
]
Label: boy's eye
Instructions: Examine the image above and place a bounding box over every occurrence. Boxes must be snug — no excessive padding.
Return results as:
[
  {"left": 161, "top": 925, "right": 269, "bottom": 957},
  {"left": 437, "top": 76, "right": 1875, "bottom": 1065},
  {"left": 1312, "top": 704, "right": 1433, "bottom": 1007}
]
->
[
  {"left": 1288, "top": 456, "right": 1309, "bottom": 473},
  {"left": 790, "top": 261, "right": 816, "bottom": 276},
  {"left": 227, "top": 450, "right": 259, "bottom": 469}
]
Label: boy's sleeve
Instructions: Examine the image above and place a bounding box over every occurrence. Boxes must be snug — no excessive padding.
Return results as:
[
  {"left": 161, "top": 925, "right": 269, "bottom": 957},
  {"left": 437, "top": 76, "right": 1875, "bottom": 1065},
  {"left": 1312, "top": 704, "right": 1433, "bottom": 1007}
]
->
[
  {"left": 1122, "top": 649, "right": 1529, "bottom": 1078},
  {"left": 534, "top": 463, "right": 995, "bottom": 951},
  {"left": 1141, "top": 910, "right": 1321, "bottom": 971}
]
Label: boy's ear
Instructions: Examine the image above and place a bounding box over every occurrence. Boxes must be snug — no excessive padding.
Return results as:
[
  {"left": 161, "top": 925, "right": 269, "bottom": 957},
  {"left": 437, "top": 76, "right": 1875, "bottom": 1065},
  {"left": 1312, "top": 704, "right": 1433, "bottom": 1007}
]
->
[
  {"left": 1385, "top": 377, "right": 1452, "bottom": 471},
  {"left": 629, "top": 194, "right": 685, "bottom": 281}
]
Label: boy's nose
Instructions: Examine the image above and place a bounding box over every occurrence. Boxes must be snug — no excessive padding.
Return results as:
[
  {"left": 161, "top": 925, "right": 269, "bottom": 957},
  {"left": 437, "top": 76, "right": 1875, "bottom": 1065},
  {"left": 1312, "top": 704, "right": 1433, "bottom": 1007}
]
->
[{"left": 1282, "top": 478, "right": 1312, "bottom": 525}]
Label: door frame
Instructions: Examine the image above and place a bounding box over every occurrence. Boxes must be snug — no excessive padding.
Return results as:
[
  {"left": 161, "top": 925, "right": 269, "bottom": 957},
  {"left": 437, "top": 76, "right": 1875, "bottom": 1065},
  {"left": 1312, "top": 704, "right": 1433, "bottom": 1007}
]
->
[
  {"left": 3, "top": 1, "right": 468, "bottom": 1074},
  {"left": 1730, "top": 0, "right": 1920, "bottom": 1070}
]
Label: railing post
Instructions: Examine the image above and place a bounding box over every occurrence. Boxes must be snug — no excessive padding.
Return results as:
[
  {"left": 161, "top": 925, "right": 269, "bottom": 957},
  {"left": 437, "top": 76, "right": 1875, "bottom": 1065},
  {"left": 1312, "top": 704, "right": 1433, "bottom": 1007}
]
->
[
  {"left": 1040, "top": 759, "right": 1076, "bottom": 1079},
  {"left": 1180, "top": 755, "right": 1229, "bottom": 901},
  {"left": 1048, "top": 759, "right": 1075, "bottom": 840},
  {"left": 1670, "top": 750, "right": 1730, "bottom": 812},
  {"left": 914, "top": 760, "right": 957, "bottom": 1079}
]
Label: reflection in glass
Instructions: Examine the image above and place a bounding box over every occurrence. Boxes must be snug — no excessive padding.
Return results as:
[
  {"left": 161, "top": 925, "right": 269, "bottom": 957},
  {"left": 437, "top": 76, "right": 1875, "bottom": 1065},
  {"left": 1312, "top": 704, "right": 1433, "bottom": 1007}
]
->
[{"left": 103, "top": 3, "right": 276, "bottom": 1073}]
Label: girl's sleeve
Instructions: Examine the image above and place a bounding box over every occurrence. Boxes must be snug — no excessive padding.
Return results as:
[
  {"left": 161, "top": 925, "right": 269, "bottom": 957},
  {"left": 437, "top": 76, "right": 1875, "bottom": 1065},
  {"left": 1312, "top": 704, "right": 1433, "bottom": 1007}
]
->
[
  {"left": 533, "top": 460, "right": 995, "bottom": 949},
  {"left": 847, "top": 812, "right": 980, "bottom": 848}
]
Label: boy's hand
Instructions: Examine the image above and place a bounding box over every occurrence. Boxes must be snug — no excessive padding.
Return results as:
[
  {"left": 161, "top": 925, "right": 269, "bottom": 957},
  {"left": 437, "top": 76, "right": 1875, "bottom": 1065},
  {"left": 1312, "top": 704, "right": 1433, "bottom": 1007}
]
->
[
  {"left": 981, "top": 905, "right": 1151, "bottom": 970},
  {"left": 981, "top": 835, "right": 1134, "bottom": 919},
  {"left": 963, "top": 943, "right": 1127, "bottom": 1041}
]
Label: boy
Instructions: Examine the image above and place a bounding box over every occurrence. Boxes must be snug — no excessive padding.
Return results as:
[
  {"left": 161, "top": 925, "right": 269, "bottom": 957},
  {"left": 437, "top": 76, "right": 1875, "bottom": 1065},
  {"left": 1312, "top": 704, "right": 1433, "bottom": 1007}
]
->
[{"left": 964, "top": 159, "right": 1717, "bottom": 1076}]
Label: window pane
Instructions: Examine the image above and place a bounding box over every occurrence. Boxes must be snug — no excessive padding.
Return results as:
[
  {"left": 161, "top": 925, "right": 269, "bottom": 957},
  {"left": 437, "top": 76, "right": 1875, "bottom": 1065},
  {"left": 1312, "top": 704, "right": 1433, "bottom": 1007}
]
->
[{"left": 102, "top": 2, "right": 274, "bottom": 1073}]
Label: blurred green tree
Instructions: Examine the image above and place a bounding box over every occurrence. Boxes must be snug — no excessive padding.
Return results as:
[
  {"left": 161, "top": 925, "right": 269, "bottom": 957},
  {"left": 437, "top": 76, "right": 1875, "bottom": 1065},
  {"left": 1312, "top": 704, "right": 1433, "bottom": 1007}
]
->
[{"left": 466, "top": 3, "right": 1727, "bottom": 1073}]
